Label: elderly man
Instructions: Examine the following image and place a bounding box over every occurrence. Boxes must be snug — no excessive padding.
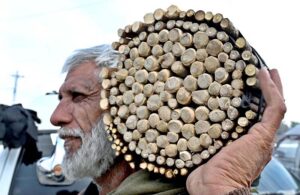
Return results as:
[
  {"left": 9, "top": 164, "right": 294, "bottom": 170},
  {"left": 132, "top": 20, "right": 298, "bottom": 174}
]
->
[{"left": 50, "top": 45, "right": 286, "bottom": 195}]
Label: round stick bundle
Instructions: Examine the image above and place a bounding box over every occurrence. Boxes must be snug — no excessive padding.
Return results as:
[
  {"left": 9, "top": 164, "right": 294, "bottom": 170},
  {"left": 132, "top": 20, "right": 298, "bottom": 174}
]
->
[{"left": 102, "top": 5, "right": 265, "bottom": 179}]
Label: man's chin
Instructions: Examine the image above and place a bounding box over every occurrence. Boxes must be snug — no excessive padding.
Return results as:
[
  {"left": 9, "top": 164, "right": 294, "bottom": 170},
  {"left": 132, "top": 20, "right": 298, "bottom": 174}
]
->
[
  {"left": 61, "top": 153, "right": 86, "bottom": 179},
  {"left": 63, "top": 151, "right": 76, "bottom": 160}
]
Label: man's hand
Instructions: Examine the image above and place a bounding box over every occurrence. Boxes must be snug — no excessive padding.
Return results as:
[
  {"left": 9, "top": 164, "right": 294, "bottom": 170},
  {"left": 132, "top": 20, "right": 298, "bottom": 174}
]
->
[{"left": 186, "top": 68, "right": 286, "bottom": 194}]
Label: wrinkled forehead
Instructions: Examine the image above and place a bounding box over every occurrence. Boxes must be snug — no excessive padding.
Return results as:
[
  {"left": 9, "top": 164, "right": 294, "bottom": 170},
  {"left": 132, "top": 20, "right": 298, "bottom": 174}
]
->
[
  {"left": 66, "top": 61, "right": 99, "bottom": 79},
  {"left": 62, "top": 75, "right": 98, "bottom": 91},
  {"left": 61, "top": 62, "right": 101, "bottom": 91}
]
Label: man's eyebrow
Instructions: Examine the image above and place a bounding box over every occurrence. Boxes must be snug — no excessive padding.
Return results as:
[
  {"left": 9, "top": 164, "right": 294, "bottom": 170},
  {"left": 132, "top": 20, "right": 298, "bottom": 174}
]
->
[
  {"left": 69, "top": 85, "right": 91, "bottom": 94},
  {"left": 69, "top": 79, "right": 95, "bottom": 91}
]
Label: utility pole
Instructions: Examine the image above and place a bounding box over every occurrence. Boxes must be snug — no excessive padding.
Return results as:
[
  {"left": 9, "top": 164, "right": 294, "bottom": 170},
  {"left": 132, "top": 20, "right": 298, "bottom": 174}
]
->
[{"left": 11, "top": 71, "right": 24, "bottom": 103}]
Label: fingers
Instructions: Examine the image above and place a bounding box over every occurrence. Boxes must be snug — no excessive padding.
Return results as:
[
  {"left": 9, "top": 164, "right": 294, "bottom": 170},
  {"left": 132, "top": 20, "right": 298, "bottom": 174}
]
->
[
  {"left": 269, "top": 69, "right": 284, "bottom": 96},
  {"left": 258, "top": 68, "right": 281, "bottom": 103},
  {"left": 258, "top": 68, "right": 286, "bottom": 130}
]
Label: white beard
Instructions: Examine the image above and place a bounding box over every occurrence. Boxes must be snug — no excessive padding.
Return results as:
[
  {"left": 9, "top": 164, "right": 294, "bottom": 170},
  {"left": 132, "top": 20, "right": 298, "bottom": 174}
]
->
[{"left": 58, "top": 119, "right": 115, "bottom": 180}]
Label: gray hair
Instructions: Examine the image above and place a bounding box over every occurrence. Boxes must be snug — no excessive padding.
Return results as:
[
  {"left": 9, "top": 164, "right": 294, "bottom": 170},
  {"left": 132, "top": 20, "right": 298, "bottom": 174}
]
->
[{"left": 62, "top": 44, "right": 120, "bottom": 73}]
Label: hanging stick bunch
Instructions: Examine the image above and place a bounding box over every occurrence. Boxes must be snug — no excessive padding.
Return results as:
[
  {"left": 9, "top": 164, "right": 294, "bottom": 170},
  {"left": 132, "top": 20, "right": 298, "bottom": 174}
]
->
[{"left": 100, "top": 5, "right": 265, "bottom": 179}]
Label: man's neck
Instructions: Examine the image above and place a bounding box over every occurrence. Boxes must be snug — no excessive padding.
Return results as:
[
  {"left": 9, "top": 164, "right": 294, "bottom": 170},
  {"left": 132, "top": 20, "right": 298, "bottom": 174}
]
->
[{"left": 93, "top": 158, "right": 135, "bottom": 195}]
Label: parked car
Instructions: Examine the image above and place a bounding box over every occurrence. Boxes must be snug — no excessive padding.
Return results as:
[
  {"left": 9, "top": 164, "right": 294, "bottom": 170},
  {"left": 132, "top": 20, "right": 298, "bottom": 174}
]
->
[
  {"left": 255, "top": 157, "right": 299, "bottom": 194},
  {"left": 0, "top": 130, "right": 91, "bottom": 195},
  {"left": 274, "top": 125, "right": 300, "bottom": 182}
]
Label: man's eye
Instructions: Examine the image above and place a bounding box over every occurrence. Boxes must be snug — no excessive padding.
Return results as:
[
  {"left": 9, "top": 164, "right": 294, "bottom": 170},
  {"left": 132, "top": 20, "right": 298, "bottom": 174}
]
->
[{"left": 72, "top": 92, "right": 85, "bottom": 102}]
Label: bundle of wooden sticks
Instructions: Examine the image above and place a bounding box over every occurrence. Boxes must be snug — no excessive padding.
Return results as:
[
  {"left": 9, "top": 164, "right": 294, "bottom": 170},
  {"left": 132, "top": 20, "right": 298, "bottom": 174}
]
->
[{"left": 100, "top": 5, "right": 265, "bottom": 179}]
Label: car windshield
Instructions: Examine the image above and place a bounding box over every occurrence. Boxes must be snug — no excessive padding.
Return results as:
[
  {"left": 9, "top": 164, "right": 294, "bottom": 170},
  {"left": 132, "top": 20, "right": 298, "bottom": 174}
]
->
[{"left": 257, "top": 157, "right": 299, "bottom": 193}]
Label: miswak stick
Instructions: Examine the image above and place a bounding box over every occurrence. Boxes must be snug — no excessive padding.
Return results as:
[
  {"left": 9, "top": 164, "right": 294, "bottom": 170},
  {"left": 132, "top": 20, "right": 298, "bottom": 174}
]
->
[{"left": 181, "top": 124, "right": 195, "bottom": 139}]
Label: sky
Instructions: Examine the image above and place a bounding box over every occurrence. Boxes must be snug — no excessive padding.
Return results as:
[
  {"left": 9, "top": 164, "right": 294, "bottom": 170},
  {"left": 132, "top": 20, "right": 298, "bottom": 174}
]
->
[{"left": 0, "top": 0, "right": 299, "bottom": 129}]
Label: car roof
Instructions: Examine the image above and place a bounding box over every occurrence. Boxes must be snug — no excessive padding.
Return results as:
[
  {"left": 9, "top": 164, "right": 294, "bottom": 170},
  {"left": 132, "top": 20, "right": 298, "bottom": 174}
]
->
[{"left": 277, "top": 125, "right": 300, "bottom": 143}]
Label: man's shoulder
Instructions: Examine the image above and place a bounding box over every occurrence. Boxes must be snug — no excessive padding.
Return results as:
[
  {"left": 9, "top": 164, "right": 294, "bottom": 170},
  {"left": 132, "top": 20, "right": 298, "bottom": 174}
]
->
[
  {"left": 108, "top": 170, "right": 188, "bottom": 195},
  {"left": 83, "top": 182, "right": 99, "bottom": 195}
]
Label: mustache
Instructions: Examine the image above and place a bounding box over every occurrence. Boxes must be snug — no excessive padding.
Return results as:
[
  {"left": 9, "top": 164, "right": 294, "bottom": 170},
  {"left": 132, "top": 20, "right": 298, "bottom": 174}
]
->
[
  {"left": 58, "top": 128, "right": 84, "bottom": 139},
  {"left": 58, "top": 118, "right": 104, "bottom": 139}
]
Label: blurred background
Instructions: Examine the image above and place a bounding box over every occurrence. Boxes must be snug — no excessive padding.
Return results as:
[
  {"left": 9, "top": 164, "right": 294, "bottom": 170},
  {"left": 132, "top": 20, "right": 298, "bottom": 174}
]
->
[{"left": 1, "top": 0, "right": 300, "bottom": 194}]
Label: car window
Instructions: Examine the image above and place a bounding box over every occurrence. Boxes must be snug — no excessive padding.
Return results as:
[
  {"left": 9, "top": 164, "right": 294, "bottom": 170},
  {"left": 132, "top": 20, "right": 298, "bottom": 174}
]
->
[
  {"left": 275, "top": 138, "right": 300, "bottom": 159},
  {"left": 274, "top": 136, "right": 300, "bottom": 184},
  {"left": 257, "top": 157, "right": 299, "bottom": 193}
]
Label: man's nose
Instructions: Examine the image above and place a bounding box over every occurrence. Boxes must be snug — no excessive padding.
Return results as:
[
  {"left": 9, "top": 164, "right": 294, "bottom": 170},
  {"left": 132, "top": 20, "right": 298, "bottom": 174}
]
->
[{"left": 50, "top": 101, "right": 72, "bottom": 126}]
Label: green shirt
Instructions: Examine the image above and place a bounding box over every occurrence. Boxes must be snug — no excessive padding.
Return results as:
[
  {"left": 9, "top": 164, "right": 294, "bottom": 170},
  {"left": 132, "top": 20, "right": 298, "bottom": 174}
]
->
[{"left": 108, "top": 170, "right": 188, "bottom": 195}]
